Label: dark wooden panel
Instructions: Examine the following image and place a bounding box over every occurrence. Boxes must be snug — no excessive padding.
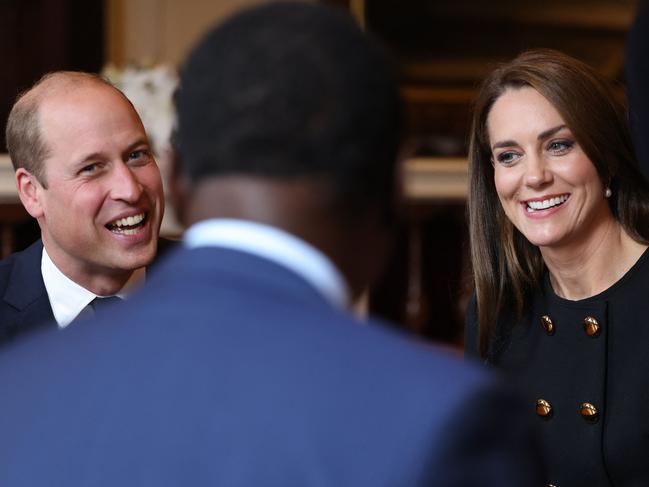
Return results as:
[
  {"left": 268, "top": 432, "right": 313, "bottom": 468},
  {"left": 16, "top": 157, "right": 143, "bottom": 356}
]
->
[
  {"left": 0, "top": 202, "right": 39, "bottom": 257},
  {"left": 370, "top": 203, "right": 469, "bottom": 345},
  {"left": 364, "top": 0, "right": 637, "bottom": 149},
  {"left": 0, "top": 0, "right": 104, "bottom": 150}
]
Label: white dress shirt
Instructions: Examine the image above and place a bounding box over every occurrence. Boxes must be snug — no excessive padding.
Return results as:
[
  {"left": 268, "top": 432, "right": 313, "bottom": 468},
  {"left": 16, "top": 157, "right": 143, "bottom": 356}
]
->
[
  {"left": 183, "top": 219, "right": 350, "bottom": 309},
  {"left": 41, "top": 247, "right": 144, "bottom": 328}
]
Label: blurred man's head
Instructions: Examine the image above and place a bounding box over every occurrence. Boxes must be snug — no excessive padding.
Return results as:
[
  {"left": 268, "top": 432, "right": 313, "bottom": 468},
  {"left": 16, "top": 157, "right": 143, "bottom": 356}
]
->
[
  {"left": 6, "top": 72, "right": 165, "bottom": 294},
  {"left": 173, "top": 2, "right": 402, "bottom": 297}
]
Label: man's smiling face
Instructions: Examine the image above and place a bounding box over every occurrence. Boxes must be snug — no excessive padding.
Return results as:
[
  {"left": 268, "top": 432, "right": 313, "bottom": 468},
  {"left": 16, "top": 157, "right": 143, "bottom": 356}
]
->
[{"left": 32, "top": 82, "right": 164, "bottom": 287}]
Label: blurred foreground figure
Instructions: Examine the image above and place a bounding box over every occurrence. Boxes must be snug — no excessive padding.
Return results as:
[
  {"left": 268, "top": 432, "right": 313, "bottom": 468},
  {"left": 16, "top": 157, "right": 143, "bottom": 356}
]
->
[{"left": 0, "top": 3, "right": 541, "bottom": 486}]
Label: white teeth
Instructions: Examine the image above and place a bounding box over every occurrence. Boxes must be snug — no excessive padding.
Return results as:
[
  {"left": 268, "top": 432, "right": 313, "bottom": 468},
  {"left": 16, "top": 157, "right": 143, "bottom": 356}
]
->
[
  {"left": 110, "top": 227, "right": 139, "bottom": 235},
  {"left": 110, "top": 213, "right": 144, "bottom": 228},
  {"left": 526, "top": 195, "right": 568, "bottom": 212}
]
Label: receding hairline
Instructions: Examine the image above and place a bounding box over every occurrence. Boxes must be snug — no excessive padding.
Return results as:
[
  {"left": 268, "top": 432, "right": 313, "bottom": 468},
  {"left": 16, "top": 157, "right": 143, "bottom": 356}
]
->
[
  {"left": 7, "top": 71, "right": 138, "bottom": 184},
  {"left": 16, "top": 71, "right": 124, "bottom": 114}
]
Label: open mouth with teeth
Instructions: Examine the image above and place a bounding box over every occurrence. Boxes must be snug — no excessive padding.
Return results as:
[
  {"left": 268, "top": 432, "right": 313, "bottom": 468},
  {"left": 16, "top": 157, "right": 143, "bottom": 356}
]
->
[
  {"left": 106, "top": 212, "right": 147, "bottom": 235},
  {"left": 525, "top": 194, "right": 569, "bottom": 213}
]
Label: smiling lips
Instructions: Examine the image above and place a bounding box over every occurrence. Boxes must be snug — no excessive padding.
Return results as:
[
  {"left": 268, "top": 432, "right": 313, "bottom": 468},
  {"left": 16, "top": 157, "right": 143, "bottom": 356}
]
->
[
  {"left": 524, "top": 194, "right": 569, "bottom": 213},
  {"left": 106, "top": 212, "right": 147, "bottom": 235}
]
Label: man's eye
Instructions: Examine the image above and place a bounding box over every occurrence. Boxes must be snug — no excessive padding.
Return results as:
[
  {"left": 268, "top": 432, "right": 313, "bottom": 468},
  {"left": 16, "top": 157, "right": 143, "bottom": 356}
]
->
[
  {"left": 129, "top": 150, "right": 149, "bottom": 160},
  {"left": 79, "top": 163, "right": 99, "bottom": 174}
]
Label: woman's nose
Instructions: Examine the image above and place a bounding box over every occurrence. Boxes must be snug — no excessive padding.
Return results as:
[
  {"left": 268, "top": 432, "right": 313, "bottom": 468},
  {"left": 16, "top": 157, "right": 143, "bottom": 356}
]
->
[{"left": 524, "top": 155, "right": 552, "bottom": 188}]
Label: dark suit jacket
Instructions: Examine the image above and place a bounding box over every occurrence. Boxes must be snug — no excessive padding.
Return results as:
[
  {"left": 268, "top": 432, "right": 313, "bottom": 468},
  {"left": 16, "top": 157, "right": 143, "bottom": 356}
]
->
[
  {"left": 0, "top": 240, "right": 53, "bottom": 342},
  {"left": 0, "top": 246, "right": 542, "bottom": 486},
  {"left": 0, "top": 238, "right": 176, "bottom": 344}
]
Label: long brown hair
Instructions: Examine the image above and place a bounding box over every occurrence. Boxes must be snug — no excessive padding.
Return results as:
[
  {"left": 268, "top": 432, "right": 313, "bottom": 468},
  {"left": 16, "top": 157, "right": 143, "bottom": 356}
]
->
[{"left": 468, "top": 49, "right": 649, "bottom": 358}]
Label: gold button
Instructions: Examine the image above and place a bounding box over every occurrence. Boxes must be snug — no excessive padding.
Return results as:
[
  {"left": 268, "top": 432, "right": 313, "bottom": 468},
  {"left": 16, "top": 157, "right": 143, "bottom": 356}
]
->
[
  {"left": 583, "top": 316, "right": 600, "bottom": 337},
  {"left": 536, "top": 398, "right": 553, "bottom": 418},
  {"left": 540, "top": 315, "right": 554, "bottom": 335},
  {"left": 580, "top": 402, "right": 599, "bottom": 423}
]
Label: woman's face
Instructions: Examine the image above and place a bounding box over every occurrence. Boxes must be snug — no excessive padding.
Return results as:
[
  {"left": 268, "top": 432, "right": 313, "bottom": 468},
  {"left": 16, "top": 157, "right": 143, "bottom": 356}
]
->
[{"left": 487, "top": 86, "right": 612, "bottom": 250}]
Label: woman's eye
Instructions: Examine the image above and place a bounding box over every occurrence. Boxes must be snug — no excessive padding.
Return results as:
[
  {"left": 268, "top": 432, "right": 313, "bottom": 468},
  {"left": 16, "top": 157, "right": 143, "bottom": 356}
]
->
[
  {"left": 547, "top": 140, "right": 574, "bottom": 154},
  {"left": 496, "top": 151, "right": 520, "bottom": 165}
]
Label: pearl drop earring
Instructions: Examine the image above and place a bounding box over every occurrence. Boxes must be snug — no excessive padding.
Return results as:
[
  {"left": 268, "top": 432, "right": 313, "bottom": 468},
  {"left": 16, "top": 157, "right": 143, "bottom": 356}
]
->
[{"left": 605, "top": 187, "right": 612, "bottom": 198}]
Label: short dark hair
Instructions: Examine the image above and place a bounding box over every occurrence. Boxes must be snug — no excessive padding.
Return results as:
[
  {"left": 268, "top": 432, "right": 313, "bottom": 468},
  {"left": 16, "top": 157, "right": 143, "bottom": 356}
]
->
[
  {"left": 468, "top": 49, "right": 649, "bottom": 357},
  {"left": 174, "top": 1, "right": 402, "bottom": 216}
]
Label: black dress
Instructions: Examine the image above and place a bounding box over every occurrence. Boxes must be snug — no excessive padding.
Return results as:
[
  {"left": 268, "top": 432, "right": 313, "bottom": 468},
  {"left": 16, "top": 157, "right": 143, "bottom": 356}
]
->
[{"left": 465, "top": 248, "right": 649, "bottom": 486}]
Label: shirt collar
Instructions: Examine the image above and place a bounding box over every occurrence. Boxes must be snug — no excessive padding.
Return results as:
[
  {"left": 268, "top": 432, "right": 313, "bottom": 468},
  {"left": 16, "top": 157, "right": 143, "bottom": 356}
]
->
[
  {"left": 41, "top": 247, "right": 144, "bottom": 328},
  {"left": 183, "top": 219, "right": 350, "bottom": 309}
]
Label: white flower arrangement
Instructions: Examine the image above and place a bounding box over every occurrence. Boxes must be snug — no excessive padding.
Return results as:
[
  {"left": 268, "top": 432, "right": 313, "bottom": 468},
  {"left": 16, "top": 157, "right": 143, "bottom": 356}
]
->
[{"left": 102, "top": 64, "right": 178, "bottom": 157}]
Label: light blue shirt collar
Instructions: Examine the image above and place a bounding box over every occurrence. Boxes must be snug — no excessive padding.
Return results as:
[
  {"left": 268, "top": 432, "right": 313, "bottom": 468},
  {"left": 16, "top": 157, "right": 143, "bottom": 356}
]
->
[{"left": 183, "top": 219, "right": 350, "bottom": 309}]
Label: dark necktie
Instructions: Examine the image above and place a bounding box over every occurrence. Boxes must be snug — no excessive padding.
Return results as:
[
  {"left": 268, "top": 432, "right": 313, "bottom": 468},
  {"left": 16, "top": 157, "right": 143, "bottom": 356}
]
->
[{"left": 91, "top": 296, "right": 123, "bottom": 315}]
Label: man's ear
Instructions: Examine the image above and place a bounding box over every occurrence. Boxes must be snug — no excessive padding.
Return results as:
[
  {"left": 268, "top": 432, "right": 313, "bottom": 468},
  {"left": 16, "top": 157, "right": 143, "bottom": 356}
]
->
[{"left": 15, "top": 168, "right": 45, "bottom": 219}]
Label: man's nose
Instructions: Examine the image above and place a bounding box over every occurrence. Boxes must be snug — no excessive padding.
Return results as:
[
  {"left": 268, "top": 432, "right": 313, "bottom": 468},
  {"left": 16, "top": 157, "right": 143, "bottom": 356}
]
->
[{"left": 108, "top": 162, "right": 143, "bottom": 203}]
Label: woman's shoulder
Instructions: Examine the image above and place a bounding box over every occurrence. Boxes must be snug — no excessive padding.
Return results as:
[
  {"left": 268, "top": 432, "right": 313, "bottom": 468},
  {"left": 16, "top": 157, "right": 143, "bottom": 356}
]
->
[{"left": 543, "top": 246, "right": 649, "bottom": 306}]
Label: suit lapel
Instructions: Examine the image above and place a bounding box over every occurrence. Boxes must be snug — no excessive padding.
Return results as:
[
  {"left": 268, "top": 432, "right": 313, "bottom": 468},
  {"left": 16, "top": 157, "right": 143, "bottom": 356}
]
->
[{"left": 3, "top": 240, "right": 55, "bottom": 331}]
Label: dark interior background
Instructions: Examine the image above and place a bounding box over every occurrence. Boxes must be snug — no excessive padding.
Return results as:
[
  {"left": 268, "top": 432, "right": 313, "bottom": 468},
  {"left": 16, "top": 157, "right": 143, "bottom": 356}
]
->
[{"left": 0, "top": 0, "right": 639, "bottom": 345}]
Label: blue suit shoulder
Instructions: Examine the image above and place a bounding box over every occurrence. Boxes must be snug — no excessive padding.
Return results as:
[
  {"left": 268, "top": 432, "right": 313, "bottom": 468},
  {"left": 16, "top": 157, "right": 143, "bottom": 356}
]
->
[
  {"left": 332, "top": 314, "right": 544, "bottom": 485},
  {"left": 0, "top": 247, "right": 544, "bottom": 486}
]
